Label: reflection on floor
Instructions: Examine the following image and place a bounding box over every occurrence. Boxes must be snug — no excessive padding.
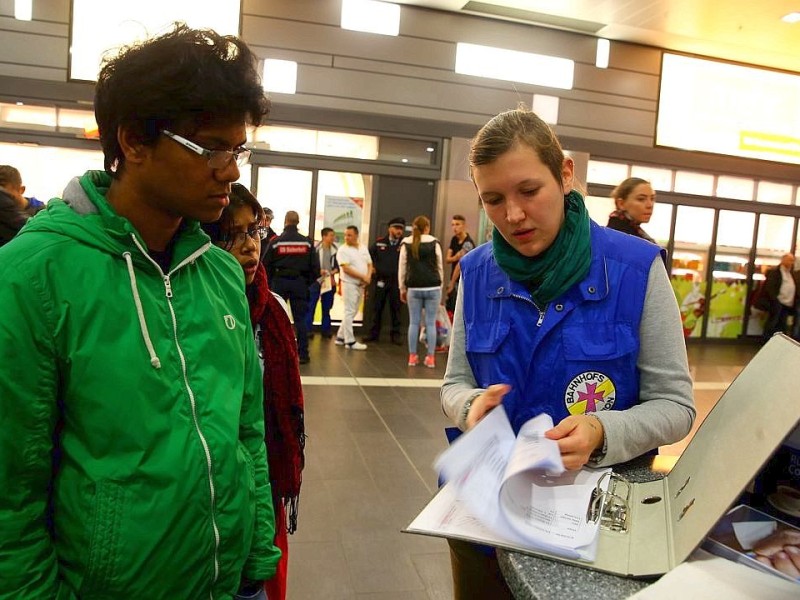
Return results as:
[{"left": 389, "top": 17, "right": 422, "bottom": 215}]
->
[{"left": 287, "top": 333, "right": 761, "bottom": 599}]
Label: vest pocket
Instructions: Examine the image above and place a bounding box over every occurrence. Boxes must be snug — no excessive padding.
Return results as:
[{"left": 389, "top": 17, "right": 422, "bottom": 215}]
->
[
  {"left": 79, "top": 480, "right": 128, "bottom": 598},
  {"left": 562, "top": 322, "right": 636, "bottom": 359},
  {"left": 465, "top": 320, "right": 510, "bottom": 353}
]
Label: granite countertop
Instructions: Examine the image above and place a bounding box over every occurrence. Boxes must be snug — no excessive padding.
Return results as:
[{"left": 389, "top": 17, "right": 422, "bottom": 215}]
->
[{"left": 498, "top": 455, "right": 667, "bottom": 600}]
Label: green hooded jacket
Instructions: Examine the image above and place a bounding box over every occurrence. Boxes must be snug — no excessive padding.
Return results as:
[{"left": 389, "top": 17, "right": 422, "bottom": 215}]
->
[{"left": 0, "top": 171, "right": 280, "bottom": 599}]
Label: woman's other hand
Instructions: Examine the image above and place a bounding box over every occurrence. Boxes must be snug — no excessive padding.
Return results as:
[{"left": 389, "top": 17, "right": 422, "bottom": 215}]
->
[
  {"left": 466, "top": 384, "right": 511, "bottom": 429},
  {"left": 545, "top": 414, "right": 604, "bottom": 470}
]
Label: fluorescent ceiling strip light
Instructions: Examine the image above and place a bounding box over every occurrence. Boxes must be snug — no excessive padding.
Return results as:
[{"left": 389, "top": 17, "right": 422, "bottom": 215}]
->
[
  {"left": 341, "top": 0, "right": 400, "bottom": 36},
  {"left": 782, "top": 12, "right": 800, "bottom": 23},
  {"left": 455, "top": 43, "right": 574, "bottom": 90},
  {"left": 15, "top": 0, "right": 33, "bottom": 20},
  {"left": 596, "top": 38, "right": 610, "bottom": 69},
  {"left": 263, "top": 59, "right": 298, "bottom": 95}
]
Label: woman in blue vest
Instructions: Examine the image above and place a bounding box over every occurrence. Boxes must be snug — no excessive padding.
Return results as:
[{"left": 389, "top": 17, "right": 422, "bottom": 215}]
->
[{"left": 441, "top": 108, "right": 695, "bottom": 598}]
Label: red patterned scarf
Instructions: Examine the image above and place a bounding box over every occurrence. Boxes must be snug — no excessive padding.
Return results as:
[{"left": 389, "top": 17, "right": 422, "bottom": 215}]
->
[{"left": 247, "top": 263, "right": 306, "bottom": 533}]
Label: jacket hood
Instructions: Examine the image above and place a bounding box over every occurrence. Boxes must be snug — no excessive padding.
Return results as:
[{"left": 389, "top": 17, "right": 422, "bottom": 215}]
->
[{"left": 19, "top": 170, "right": 211, "bottom": 266}]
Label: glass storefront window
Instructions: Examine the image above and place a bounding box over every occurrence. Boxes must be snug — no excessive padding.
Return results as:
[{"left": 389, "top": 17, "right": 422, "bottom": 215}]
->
[
  {"left": 756, "top": 181, "right": 794, "bottom": 205},
  {"left": 716, "top": 175, "right": 755, "bottom": 200},
  {"left": 56, "top": 108, "right": 98, "bottom": 133},
  {"left": 586, "top": 160, "right": 628, "bottom": 185},
  {"left": 584, "top": 195, "right": 615, "bottom": 226},
  {"left": 672, "top": 205, "right": 714, "bottom": 338},
  {"left": 236, "top": 167, "right": 252, "bottom": 193},
  {"left": 251, "top": 125, "right": 438, "bottom": 166},
  {"left": 647, "top": 202, "right": 673, "bottom": 246},
  {"left": 256, "top": 167, "right": 313, "bottom": 235},
  {"left": 377, "top": 137, "right": 438, "bottom": 165},
  {"left": 0, "top": 142, "right": 104, "bottom": 202},
  {"left": 757, "top": 213, "right": 795, "bottom": 257},
  {"left": 674, "top": 170, "right": 714, "bottom": 196},
  {"left": 0, "top": 103, "right": 57, "bottom": 130},
  {"left": 707, "top": 210, "right": 755, "bottom": 338},
  {"left": 630, "top": 165, "right": 673, "bottom": 191}
]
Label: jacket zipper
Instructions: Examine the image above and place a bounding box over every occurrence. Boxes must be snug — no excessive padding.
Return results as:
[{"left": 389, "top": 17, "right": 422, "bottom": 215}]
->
[
  {"left": 164, "top": 277, "right": 221, "bottom": 597},
  {"left": 131, "top": 238, "right": 221, "bottom": 597}
]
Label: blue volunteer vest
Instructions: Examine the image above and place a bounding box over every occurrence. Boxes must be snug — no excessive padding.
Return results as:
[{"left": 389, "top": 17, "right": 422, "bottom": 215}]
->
[{"left": 460, "top": 222, "right": 663, "bottom": 434}]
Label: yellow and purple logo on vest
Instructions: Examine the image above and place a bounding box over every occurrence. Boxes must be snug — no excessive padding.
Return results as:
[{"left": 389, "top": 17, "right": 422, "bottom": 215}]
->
[{"left": 564, "top": 371, "right": 616, "bottom": 414}]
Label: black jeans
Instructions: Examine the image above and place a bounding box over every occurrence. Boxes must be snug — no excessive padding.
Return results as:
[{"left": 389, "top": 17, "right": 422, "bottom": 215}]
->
[
  {"left": 369, "top": 279, "right": 401, "bottom": 339},
  {"left": 271, "top": 277, "right": 310, "bottom": 359}
]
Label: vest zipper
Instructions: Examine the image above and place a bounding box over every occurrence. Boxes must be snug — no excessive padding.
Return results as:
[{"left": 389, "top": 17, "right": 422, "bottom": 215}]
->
[{"left": 511, "top": 293, "right": 548, "bottom": 326}]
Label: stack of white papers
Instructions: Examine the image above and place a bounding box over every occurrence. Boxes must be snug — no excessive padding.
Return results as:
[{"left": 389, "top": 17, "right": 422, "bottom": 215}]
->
[{"left": 408, "top": 406, "right": 611, "bottom": 561}]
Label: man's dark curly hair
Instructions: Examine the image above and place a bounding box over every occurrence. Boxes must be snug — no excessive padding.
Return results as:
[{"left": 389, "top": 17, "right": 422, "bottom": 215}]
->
[{"left": 94, "top": 23, "right": 270, "bottom": 177}]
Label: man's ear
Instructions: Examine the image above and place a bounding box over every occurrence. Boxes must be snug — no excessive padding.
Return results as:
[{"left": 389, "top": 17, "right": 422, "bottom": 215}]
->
[{"left": 117, "top": 125, "right": 148, "bottom": 165}]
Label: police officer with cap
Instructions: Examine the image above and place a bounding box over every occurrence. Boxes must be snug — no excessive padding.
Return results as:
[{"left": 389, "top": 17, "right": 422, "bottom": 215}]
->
[{"left": 364, "top": 217, "right": 405, "bottom": 344}]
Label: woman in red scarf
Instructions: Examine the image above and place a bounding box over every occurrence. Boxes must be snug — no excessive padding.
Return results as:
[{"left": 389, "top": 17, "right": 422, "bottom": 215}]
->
[{"left": 204, "top": 184, "right": 305, "bottom": 600}]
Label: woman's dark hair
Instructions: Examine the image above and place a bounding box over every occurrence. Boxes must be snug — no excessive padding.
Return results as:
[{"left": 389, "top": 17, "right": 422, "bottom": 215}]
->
[
  {"left": 611, "top": 177, "right": 650, "bottom": 201},
  {"left": 202, "top": 183, "right": 265, "bottom": 249},
  {"left": 469, "top": 107, "right": 565, "bottom": 188},
  {"left": 95, "top": 23, "right": 270, "bottom": 176}
]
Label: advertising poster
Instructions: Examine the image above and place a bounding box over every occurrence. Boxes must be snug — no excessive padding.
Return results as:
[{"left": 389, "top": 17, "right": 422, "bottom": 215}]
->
[
  {"left": 671, "top": 278, "right": 748, "bottom": 338},
  {"left": 324, "top": 195, "right": 363, "bottom": 244}
]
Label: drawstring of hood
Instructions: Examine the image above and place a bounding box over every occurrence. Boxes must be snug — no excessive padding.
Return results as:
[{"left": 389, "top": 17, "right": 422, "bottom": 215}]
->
[
  {"left": 124, "top": 233, "right": 213, "bottom": 370},
  {"left": 124, "top": 250, "right": 162, "bottom": 370}
]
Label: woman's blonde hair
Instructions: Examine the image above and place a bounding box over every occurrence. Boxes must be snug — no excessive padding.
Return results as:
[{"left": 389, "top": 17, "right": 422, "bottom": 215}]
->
[{"left": 410, "top": 215, "right": 430, "bottom": 259}]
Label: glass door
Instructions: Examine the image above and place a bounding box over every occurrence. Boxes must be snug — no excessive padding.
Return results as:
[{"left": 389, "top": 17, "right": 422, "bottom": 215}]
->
[
  {"left": 706, "top": 210, "right": 755, "bottom": 338},
  {"left": 746, "top": 214, "right": 796, "bottom": 337},
  {"left": 671, "top": 205, "right": 714, "bottom": 338},
  {"left": 255, "top": 167, "right": 313, "bottom": 235},
  {"left": 313, "top": 170, "right": 374, "bottom": 325}
]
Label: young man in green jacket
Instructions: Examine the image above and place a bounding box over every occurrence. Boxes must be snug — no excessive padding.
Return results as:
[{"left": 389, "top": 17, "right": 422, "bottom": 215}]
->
[{"left": 0, "top": 25, "right": 279, "bottom": 599}]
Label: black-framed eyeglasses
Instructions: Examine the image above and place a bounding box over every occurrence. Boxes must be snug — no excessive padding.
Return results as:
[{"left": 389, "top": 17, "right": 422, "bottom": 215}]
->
[
  {"left": 220, "top": 226, "right": 269, "bottom": 248},
  {"left": 162, "top": 130, "right": 251, "bottom": 169}
]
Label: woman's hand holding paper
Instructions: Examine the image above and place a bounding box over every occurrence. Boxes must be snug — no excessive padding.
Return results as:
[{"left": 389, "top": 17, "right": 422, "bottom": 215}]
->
[
  {"left": 545, "top": 414, "right": 605, "bottom": 470},
  {"left": 466, "top": 384, "right": 511, "bottom": 429}
]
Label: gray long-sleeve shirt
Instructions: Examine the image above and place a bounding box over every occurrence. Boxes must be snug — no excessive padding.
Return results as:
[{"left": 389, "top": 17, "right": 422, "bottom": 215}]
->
[{"left": 441, "top": 256, "right": 696, "bottom": 467}]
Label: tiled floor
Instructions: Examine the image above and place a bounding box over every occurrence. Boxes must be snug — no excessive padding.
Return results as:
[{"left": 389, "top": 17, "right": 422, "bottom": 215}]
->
[{"left": 286, "top": 332, "right": 761, "bottom": 599}]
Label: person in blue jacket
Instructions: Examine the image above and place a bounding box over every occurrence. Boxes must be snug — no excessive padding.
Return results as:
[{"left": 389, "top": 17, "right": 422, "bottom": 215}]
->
[{"left": 441, "top": 108, "right": 696, "bottom": 599}]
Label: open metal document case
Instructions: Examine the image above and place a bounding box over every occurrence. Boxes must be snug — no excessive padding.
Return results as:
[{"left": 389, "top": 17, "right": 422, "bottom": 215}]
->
[{"left": 406, "top": 334, "right": 800, "bottom": 578}]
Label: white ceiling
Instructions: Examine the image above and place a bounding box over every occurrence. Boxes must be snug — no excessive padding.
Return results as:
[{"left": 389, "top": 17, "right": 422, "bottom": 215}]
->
[{"left": 395, "top": 0, "right": 800, "bottom": 73}]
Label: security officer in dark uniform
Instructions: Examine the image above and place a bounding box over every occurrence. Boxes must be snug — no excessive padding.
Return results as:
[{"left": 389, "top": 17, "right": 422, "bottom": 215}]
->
[
  {"left": 364, "top": 217, "right": 405, "bottom": 344},
  {"left": 264, "top": 210, "right": 320, "bottom": 363}
]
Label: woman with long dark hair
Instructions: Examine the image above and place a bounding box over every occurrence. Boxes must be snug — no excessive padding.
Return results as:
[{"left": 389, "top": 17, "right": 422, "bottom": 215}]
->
[{"left": 399, "top": 215, "right": 443, "bottom": 368}]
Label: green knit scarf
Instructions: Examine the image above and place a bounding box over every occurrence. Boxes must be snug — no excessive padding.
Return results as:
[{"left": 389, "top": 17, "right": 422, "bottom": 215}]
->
[{"left": 492, "top": 190, "right": 591, "bottom": 306}]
